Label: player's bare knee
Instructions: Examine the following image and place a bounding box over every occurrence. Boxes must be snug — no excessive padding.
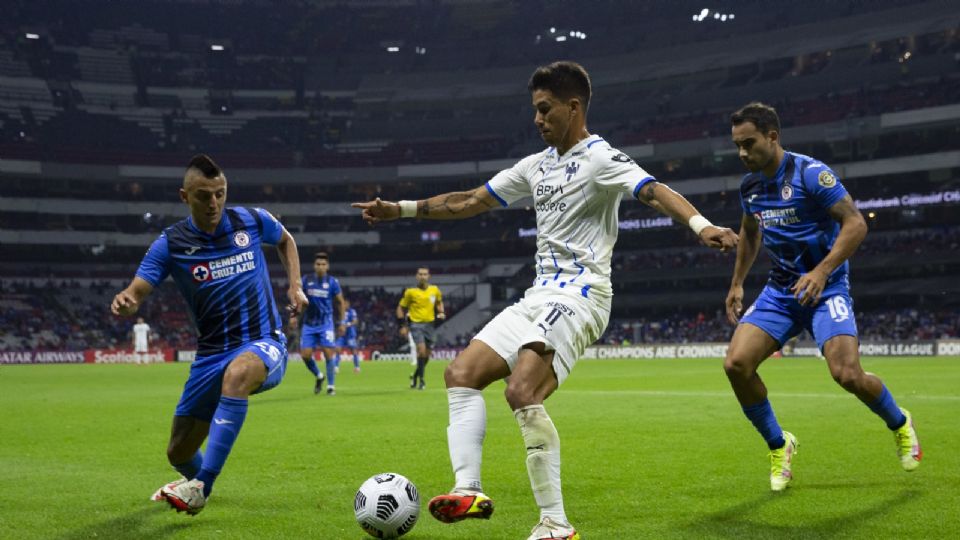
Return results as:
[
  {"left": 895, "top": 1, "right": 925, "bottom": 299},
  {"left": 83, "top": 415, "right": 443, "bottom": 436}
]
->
[
  {"left": 504, "top": 380, "right": 538, "bottom": 410},
  {"left": 832, "top": 366, "right": 862, "bottom": 392},
  {"left": 723, "top": 355, "right": 751, "bottom": 379}
]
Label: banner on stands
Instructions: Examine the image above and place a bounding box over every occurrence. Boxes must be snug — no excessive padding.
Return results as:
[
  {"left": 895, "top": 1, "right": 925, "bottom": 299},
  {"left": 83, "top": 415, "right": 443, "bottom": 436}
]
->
[
  {"left": 0, "top": 350, "right": 86, "bottom": 364},
  {"left": 85, "top": 349, "right": 175, "bottom": 364}
]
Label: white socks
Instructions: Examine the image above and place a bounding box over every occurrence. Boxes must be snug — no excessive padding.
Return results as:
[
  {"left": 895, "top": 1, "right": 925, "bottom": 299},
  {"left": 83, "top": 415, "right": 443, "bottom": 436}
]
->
[
  {"left": 515, "top": 404, "right": 568, "bottom": 525},
  {"left": 446, "top": 387, "right": 486, "bottom": 491}
]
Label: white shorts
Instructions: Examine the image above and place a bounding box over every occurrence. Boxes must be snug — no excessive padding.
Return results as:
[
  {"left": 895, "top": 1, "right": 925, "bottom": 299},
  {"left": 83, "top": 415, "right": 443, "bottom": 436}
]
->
[{"left": 474, "top": 285, "right": 610, "bottom": 385}]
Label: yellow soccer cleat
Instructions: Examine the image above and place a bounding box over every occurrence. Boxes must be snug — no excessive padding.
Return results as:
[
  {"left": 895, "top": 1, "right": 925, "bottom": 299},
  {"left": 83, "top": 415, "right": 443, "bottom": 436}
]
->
[
  {"left": 527, "top": 517, "right": 580, "bottom": 540},
  {"left": 428, "top": 489, "right": 494, "bottom": 523},
  {"left": 894, "top": 408, "right": 922, "bottom": 471},
  {"left": 769, "top": 431, "right": 798, "bottom": 492}
]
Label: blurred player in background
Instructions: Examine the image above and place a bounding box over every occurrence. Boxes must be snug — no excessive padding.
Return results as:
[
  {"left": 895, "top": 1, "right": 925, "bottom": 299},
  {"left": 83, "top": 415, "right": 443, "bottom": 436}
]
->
[
  {"left": 335, "top": 298, "right": 361, "bottom": 373},
  {"left": 397, "top": 267, "right": 444, "bottom": 390},
  {"left": 294, "top": 252, "right": 345, "bottom": 395},
  {"left": 723, "top": 102, "right": 921, "bottom": 492},
  {"left": 355, "top": 61, "right": 737, "bottom": 540},
  {"left": 111, "top": 154, "right": 307, "bottom": 514},
  {"left": 132, "top": 317, "right": 151, "bottom": 362}
]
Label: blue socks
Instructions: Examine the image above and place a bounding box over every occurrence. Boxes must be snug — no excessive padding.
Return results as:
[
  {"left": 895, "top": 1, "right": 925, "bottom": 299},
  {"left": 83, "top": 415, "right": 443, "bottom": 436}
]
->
[
  {"left": 196, "top": 396, "right": 248, "bottom": 497},
  {"left": 742, "top": 399, "right": 785, "bottom": 450},
  {"left": 353, "top": 354, "right": 360, "bottom": 369},
  {"left": 334, "top": 353, "right": 341, "bottom": 369},
  {"left": 173, "top": 451, "right": 203, "bottom": 479},
  {"left": 304, "top": 358, "right": 320, "bottom": 378},
  {"left": 325, "top": 358, "right": 336, "bottom": 387},
  {"left": 868, "top": 385, "right": 907, "bottom": 430}
]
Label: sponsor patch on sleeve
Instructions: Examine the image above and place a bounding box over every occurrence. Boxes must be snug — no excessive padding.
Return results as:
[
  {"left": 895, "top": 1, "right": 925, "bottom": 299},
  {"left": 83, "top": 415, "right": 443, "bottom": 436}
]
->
[{"left": 818, "top": 170, "right": 837, "bottom": 188}]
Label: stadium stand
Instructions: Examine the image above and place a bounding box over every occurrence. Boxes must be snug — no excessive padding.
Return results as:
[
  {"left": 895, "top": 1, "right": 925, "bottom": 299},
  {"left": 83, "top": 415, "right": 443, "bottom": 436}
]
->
[{"left": 1, "top": 0, "right": 957, "bottom": 353}]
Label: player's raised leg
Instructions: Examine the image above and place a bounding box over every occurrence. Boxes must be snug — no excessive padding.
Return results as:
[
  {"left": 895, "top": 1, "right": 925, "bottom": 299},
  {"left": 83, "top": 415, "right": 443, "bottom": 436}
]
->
[
  {"left": 724, "top": 322, "right": 796, "bottom": 491},
  {"left": 428, "top": 340, "right": 507, "bottom": 523},
  {"left": 507, "top": 343, "right": 579, "bottom": 540},
  {"left": 820, "top": 333, "right": 921, "bottom": 471}
]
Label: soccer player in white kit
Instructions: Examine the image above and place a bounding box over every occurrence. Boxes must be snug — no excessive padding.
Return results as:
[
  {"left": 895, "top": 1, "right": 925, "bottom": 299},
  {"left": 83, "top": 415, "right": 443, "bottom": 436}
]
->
[
  {"left": 353, "top": 61, "right": 738, "bottom": 540},
  {"left": 133, "top": 317, "right": 151, "bottom": 362}
]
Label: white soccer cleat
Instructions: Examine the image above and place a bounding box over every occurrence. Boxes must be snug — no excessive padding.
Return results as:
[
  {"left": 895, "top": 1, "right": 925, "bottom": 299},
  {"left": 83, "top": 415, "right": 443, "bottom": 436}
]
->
[
  {"left": 769, "top": 431, "right": 798, "bottom": 492},
  {"left": 151, "top": 477, "right": 186, "bottom": 502},
  {"left": 527, "top": 516, "right": 580, "bottom": 540},
  {"left": 161, "top": 478, "right": 206, "bottom": 515}
]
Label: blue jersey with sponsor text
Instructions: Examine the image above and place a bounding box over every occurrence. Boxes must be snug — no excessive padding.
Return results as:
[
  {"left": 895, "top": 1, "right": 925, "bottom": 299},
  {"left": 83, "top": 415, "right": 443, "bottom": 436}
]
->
[
  {"left": 301, "top": 273, "right": 341, "bottom": 329},
  {"left": 739, "top": 151, "right": 850, "bottom": 290},
  {"left": 341, "top": 307, "right": 358, "bottom": 340},
  {"left": 136, "top": 207, "right": 284, "bottom": 355}
]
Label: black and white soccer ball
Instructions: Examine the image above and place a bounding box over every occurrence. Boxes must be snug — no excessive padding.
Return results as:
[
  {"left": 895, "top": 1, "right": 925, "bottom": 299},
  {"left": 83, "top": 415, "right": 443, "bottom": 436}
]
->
[{"left": 354, "top": 473, "right": 420, "bottom": 538}]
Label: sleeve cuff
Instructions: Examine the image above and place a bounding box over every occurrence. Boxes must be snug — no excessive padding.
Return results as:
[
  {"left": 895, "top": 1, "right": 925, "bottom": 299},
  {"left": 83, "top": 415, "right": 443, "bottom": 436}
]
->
[
  {"left": 633, "top": 176, "right": 655, "bottom": 199},
  {"left": 485, "top": 182, "right": 509, "bottom": 207}
]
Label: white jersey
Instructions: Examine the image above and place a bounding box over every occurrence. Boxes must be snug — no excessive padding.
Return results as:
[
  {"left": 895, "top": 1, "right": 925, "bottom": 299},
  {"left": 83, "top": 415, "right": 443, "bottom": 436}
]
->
[
  {"left": 486, "top": 135, "right": 653, "bottom": 297},
  {"left": 133, "top": 322, "right": 150, "bottom": 352}
]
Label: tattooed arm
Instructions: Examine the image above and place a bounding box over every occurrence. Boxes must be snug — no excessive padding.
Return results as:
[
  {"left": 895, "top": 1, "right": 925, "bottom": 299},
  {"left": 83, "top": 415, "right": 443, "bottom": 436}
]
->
[{"left": 352, "top": 185, "right": 498, "bottom": 225}]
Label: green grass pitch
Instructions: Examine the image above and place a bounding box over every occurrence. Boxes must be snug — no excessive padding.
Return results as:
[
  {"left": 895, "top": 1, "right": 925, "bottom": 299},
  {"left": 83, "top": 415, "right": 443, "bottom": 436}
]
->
[{"left": 1, "top": 356, "right": 958, "bottom": 539}]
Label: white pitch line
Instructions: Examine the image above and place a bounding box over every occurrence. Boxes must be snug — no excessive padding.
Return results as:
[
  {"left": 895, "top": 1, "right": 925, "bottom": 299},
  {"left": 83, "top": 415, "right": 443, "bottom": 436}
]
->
[{"left": 562, "top": 389, "right": 960, "bottom": 401}]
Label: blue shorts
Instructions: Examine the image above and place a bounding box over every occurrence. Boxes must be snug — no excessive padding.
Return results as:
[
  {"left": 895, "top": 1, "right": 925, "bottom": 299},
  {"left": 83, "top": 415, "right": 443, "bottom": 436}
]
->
[
  {"left": 300, "top": 324, "right": 336, "bottom": 350},
  {"left": 336, "top": 336, "right": 358, "bottom": 349},
  {"left": 175, "top": 336, "right": 288, "bottom": 421},
  {"left": 740, "top": 284, "right": 858, "bottom": 351}
]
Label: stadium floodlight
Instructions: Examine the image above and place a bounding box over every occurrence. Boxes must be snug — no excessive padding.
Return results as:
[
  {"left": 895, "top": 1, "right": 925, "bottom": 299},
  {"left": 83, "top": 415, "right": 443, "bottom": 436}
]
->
[
  {"left": 210, "top": 44, "right": 225, "bottom": 51},
  {"left": 25, "top": 33, "right": 40, "bottom": 39},
  {"left": 387, "top": 46, "right": 400, "bottom": 52},
  {"left": 729, "top": 13, "right": 735, "bottom": 19},
  {"left": 714, "top": 12, "right": 720, "bottom": 19},
  {"left": 549, "top": 27, "right": 556, "bottom": 33},
  {"left": 556, "top": 36, "right": 567, "bottom": 42},
  {"left": 721, "top": 14, "right": 727, "bottom": 21}
]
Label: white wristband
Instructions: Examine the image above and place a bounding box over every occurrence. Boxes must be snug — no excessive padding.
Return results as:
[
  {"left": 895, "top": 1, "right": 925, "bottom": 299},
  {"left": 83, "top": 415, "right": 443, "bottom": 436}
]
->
[
  {"left": 399, "top": 200, "right": 418, "bottom": 219},
  {"left": 688, "top": 215, "right": 713, "bottom": 236}
]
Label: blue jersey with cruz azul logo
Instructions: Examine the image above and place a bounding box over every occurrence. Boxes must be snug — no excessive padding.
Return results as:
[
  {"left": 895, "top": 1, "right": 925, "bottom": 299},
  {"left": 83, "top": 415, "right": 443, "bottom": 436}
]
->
[
  {"left": 135, "top": 207, "right": 284, "bottom": 356},
  {"left": 739, "top": 151, "right": 850, "bottom": 291},
  {"left": 341, "top": 307, "right": 358, "bottom": 339},
  {"left": 301, "top": 273, "right": 341, "bottom": 329}
]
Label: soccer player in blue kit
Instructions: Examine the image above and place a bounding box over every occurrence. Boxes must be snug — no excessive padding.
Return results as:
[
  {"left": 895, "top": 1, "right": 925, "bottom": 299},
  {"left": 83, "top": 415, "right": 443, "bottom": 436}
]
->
[
  {"left": 335, "top": 299, "right": 361, "bottom": 373},
  {"left": 723, "top": 103, "right": 922, "bottom": 492},
  {"left": 294, "top": 252, "right": 345, "bottom": 395},
  {"left": 111, "top": 154, "right": 309, "bottom": 514}
]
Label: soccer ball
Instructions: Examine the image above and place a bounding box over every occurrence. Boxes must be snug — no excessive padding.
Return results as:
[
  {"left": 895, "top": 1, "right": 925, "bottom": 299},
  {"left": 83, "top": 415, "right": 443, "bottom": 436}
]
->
[{"left": 354, "top": 473, "right": 420, "bottom": 538}]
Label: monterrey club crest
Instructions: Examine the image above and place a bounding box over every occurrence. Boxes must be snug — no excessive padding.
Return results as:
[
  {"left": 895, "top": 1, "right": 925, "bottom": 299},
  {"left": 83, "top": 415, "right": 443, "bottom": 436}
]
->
[
  {"left": 780, "top": 183, "right": 793, "bottom": 200},
  {"left": 191, "top": 263, "right": 211, "bottom": 282},
  {"left": 233, "top": 230, "right": 251, "bottom": 248}
]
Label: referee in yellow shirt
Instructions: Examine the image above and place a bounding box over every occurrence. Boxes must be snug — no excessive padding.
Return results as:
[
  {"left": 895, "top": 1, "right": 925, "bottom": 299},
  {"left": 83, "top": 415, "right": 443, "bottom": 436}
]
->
[{"left": 398, "top": 267, "right": 445, "bottom": 390}]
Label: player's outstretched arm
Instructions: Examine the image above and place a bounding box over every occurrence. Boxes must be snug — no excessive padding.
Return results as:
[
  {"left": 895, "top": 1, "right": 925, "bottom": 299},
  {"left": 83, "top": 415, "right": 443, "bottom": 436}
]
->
[
  {"left": 276, "top": 227, "right": 309, "bottom": 316},
  {"left": 638, "top": 182, "right": 739, "bottom": 251},
  {"left": 791, "top": 194, "right": 867, "bottom": 306},
  {"left": 352, "top": 185, "right": 497, "bottom": 225},
  {"left": 726, "top": 215, "right": 762, "bottom": 324},
  {"left": 111, "top": 277, "right": 154, "bottom": 317}
]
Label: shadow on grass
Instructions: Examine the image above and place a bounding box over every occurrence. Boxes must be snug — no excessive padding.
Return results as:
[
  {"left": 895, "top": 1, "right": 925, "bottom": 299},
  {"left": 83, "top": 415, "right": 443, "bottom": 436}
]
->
[
  {"left": 684, "top": 488, "right": 922, "bottom": 539},
  {"left": 57, "top": 507, "right": 193, "bottom": 540}
]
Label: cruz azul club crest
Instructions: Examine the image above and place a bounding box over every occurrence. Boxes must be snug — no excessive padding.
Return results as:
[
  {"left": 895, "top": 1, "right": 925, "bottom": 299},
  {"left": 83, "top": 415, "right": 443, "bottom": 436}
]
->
[{"left": 233, "top": 231, "right": 251, "bottom": 248}]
